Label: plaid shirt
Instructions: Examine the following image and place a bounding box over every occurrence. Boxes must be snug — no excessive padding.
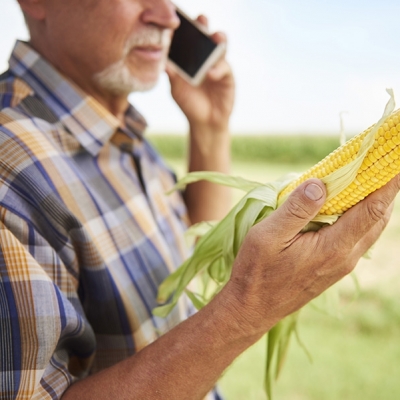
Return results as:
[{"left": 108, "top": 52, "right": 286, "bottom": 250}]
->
[{"left": 0, "top": 41, "right": 222, "bottom": 400}]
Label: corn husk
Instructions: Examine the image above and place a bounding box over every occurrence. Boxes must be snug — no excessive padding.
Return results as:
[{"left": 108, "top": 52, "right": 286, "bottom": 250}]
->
[{"left": 153, "top": 90, "right": 395, "bottom": 399}]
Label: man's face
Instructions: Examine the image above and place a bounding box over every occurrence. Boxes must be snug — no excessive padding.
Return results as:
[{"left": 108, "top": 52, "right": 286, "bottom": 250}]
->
[
  {"left": 93, "top": 24, "right": 172, "bottom": 94},
  {"left": 45, "top": 0, "right": 179, "bottom": 95}
]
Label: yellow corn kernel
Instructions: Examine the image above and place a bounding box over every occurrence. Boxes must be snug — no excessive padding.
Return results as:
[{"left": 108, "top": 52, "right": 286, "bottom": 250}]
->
[{"left": 278, "top": 108, "right": 400, "bottom": 215}]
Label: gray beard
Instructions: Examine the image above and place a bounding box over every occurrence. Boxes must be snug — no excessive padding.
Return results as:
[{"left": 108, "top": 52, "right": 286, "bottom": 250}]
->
[
  {"left": 93, "top": 58, "right": 164, "bottom": 95},
  {"left": 92, "top": 27, "right": 170, "bottom": 95}
]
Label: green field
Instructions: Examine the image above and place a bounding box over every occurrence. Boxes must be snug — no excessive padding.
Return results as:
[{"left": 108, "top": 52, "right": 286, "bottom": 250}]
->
[
  {"left": 149, "top": 134, "right": 400, "bottom": 400},
  {"left": 148, "top": 134, "right": 342, "bottom": 165}
]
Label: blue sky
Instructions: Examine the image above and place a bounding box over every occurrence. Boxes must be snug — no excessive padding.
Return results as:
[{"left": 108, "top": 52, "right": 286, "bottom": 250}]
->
[{"left": 2, "top": 0, "right": 400, "bottom": 135}]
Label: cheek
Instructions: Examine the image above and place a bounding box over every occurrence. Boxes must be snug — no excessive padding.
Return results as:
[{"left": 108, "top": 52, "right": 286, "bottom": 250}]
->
[
  {"left": 77, "top": 25, "right": 130, "bottom": 73},
  {"left": 50, "top": 2, "right": 140, "bottom": 67},
  {"left": 90, "top": 12, "right": 142, "bottom": 67}
]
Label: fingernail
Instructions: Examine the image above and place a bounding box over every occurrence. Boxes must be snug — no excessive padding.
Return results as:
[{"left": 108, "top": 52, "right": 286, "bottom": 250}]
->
[{"left": 304, "top": 183, "right": 323, "bottom": 201}]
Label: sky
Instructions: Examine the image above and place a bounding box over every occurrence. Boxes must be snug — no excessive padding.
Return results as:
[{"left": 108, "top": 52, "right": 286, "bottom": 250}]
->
[{"left": 1, "top": 0, "right": 400, "bottom": 135}]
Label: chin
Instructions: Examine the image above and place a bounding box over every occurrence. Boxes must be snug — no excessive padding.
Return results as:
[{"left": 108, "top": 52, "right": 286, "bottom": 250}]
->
[{"left": 93, "top": 60, "right": 161, "bottom": 95}]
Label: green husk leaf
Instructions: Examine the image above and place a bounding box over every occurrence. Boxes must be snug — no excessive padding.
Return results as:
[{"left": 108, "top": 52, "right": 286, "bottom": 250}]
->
[
  {"left": 153, "top": 180, "right": 286, "bottom": 317},
  {"left": 208, "top": 257, "right": 227, "bottom": 284},
  {"left": 184, "top": 221, "right": 217, "bottom": 248},
  {"left": 265, "top": 325, "right": 280, "bottom": 399},
  {"left": 167, "top": 171, "right": 264, "bottom": 194},
  {"left": 265, "top": 313, "right": 299, "bottom": 399},
  {"left": 275, "top": 314, "right": 299, "bottom": 378},
  {"left": 184, "top": 289, "right": 207, "bottom": 310}
]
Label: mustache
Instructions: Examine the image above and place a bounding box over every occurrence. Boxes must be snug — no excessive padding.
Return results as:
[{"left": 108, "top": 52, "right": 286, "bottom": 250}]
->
[{"left": 123, "top": 28, "right": 171, "bottom": 55}]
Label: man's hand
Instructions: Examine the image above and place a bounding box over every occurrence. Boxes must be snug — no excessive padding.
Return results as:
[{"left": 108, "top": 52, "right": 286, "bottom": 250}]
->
[
  {"left": 168, "top": 14, "right": 235, "bottom": 224},
  {"left": 221, "top": 176, "right": 400, "bottom": 338},
  {"left": 166, "top": 15, "right": 235, "bottom": 134}
]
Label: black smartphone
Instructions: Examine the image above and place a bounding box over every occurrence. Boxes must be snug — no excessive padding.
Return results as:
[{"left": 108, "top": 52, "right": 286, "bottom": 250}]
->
[{"left": 168, "top": 8, "right": 226, "bottom": 86}]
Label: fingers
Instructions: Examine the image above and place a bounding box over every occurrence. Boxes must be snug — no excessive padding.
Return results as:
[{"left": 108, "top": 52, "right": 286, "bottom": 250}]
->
[
  {"left": 211, "top": 31, "right": 227, "bottom": 45},
  {"left": 165, "top": 61, "right": 175, "bottom": 78},
  {"left": 353, "top": 200, "right": 394, "bottom": 258},
  {"left": 206, "top": 32, "right": 229, "bottom": 82},
  {"left": 326, "top": 174, "right": 400, "bottom": 253},
  {"left": 196, "top": 15, "right": 208, "bottom": 29},
  {"left": 165, "top": 61, "right": 181, "bottom": 86},
  {"left": 196, "top": 14, "right": 228, "bottom": 46},
  {"left": 190, "top": 14, "right": 229, "bottom": 83},
  {"left": 258, "top": 179, "right": 327, "bottom": 244},
  {"left": 207, "top": 59, "right": 231, "bottom": 81},
  {"left": 165, "top": 60, "right": 181, "bottom": 81}
]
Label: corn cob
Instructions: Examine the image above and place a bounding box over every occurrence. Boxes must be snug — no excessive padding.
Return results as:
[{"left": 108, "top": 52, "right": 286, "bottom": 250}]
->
[{"left": 278, "top": 108, "right": 400, "bottom": 215}]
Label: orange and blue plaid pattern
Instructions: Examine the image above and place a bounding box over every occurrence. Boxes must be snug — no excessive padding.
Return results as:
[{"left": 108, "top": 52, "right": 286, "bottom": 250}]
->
[{"left": 0, "top": 41, "right": 222, "bottom": 399}]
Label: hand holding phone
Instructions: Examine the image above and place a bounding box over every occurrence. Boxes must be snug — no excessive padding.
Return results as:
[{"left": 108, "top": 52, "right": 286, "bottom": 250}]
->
[{"left": 168, "top": 8, "right": 226, "bottom": 86}]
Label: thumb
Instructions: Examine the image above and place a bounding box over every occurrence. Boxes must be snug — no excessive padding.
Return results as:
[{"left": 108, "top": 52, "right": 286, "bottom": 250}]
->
[
  {"left": 165, "top": 62, "right": 179, "bottom": 85},
  {"left": 165, "top": 62, "right": 189, "bottom": 96},
  {"left": 268, "top": 179, "right": 326, "bottom": 239}
]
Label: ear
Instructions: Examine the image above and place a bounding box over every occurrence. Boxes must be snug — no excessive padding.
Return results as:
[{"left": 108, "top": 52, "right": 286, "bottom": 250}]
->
[{"left": 17, "top": 0, "right": 46, "bottom": 21}]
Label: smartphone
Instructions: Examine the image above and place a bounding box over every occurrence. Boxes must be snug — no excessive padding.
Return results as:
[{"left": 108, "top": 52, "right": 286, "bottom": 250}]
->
[{"left": 168, "top": 8, "right": 226, "bottom": 86}]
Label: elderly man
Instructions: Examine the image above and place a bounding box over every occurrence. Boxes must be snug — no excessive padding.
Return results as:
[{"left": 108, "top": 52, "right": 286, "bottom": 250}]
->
[{"left": 0, "top": 0, "right": 399, "bottom": 399}]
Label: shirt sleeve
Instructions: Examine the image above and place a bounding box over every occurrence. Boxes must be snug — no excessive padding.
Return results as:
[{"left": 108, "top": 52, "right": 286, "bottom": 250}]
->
[{"left": 0, "top": 208, "right": 96, "bottom": 399}]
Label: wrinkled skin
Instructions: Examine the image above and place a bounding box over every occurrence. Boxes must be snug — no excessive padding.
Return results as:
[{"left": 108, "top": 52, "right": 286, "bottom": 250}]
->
[{"left": 224, "top": 178, "right": 399, "bottom": 337}]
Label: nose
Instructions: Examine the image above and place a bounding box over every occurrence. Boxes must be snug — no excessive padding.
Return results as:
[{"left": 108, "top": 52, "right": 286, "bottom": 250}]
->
[{"left": 141, "top": 0, "right": 180, "bottom": 30}]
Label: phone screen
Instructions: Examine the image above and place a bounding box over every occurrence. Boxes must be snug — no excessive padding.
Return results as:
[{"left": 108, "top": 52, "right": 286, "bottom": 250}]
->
[{"left": 168, "top": 11, "right": 218, "bottom": 78}]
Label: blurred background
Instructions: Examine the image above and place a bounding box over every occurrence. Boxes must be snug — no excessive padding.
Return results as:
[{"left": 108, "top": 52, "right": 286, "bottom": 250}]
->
[
  {"left": 2, "top": 0, "right": 400, "bottom": 135},
  {"left": 2, "top": 0, "right": 400, "bottom": 399}
]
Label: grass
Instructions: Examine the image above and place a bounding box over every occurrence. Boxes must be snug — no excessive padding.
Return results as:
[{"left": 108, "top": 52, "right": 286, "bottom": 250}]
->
[
  {"left": 218, "top": 287, "right": 400, "bottom": 400},
  {"left": 149, "top": 134, "right": 400, "bottom": 400},
  {"left": 148, "top": 134, "right": 341, "bottom": 165}
]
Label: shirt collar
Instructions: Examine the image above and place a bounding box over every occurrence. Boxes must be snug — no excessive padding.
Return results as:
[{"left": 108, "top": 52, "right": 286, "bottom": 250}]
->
[{"left": 9, "top": 40, "right": 147, "bottom": 155}]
